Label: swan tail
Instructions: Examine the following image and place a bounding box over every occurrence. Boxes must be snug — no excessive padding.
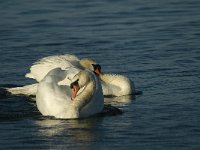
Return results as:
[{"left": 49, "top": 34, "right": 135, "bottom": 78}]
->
[{"left": 6, "top": 83, "right": 38, "bottom": 96}]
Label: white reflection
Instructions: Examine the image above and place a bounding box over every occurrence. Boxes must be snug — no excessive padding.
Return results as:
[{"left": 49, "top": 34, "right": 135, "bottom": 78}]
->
[
  {"left": 35, "top": 119, "right": 65, "bottom": 137},
  {"left": 35, "top": 117, "right": 103, "bottom": 142}
]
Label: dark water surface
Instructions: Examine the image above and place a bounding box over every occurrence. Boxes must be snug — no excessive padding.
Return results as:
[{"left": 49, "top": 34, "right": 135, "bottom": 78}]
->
[{"left": 0, "top": 0, "right": 200, "bottom": 149}]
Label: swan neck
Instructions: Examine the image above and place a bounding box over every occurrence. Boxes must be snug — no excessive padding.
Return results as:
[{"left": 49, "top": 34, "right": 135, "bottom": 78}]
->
[
  {"left": 99, "top": 74, "right": 108, "bottom": 82},
  {"left": 72, "top": 79, "right": 95, "bottom": 111}
]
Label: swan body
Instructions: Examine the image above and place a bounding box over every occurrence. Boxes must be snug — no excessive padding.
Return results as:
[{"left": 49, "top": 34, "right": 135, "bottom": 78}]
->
[
  {"left": 100, "top": 74, "right": 135, "bottom": 97},
  {"left": 36, "top": 67, "right": 104, "bottom": 119}
]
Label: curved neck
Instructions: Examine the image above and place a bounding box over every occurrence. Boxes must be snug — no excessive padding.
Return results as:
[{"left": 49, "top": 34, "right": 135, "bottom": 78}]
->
[
  {"left": 72, "top": 79, "right": 96, "bottom": 111},
  {"left": 99, "top": 74, "right": 111, "bottom": 83}
]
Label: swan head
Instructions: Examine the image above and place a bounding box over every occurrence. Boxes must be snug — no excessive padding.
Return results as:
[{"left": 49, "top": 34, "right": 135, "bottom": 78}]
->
[
  {"left": 70, "top": 71, "right": 92, "bottom": 100},
  {"left": 92, "top": 64, "right": 103, "bottom": 76},
  {"left": 79, "top": 58, "right": 103, "bottom": 76}
]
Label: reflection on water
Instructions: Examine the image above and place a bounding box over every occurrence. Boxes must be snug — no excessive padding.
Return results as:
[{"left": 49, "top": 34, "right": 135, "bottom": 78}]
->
[
  {"left": 35, "top": 119, "right": 65, "bottom": 137},
  {"left": 33, "top": 111, "right": 134, "bottom": 150},
  {"left": 35, "top": 117, "right": 104, "bottom": 142},
  {"left": 104, "top": 95, "right": 135, "bottom": 106}
]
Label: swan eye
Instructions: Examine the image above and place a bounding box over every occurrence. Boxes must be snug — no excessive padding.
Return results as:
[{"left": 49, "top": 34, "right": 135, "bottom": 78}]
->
[{"left": 70, "top": 79, "right": 79, "bottom": 89}]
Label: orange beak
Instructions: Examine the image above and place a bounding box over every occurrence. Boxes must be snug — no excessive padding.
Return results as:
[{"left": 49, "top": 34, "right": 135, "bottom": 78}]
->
[
  {"left": 71, "top": 84, "right": 79, "bottom": 100},
  {"left": 92, "top": 64, "right": 103, "bottom": 76}
]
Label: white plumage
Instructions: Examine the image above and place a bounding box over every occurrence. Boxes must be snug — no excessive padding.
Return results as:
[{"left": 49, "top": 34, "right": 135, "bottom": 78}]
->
[
  {"left": 36, "top": 67, "right": 104, "bottom": 119},
  {"left": 7, "top": 54, "right": 136, "bottom": 97}
]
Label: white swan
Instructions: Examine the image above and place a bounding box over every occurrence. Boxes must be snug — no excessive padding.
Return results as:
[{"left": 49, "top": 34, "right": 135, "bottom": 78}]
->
[
  {"left": 7, "top": 54, "right": 136, "bottom": 97},
  {"left": 36, "top": 67, "right": 104, "bottom": 119}
]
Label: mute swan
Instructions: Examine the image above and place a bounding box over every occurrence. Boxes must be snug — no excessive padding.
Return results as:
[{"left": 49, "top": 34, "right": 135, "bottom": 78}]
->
[
  {"left": 36, "top": 67, "right": 104, "bottom": 119},
  {"left": 7, "top": 54, "right": 136, "bottom": 97}
]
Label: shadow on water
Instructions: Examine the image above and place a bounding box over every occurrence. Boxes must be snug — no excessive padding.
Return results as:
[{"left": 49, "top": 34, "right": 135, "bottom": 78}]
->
[
  {"left": 0, "top": 86, "right": 40, "bottom": 121},
  {"left": 0, "top": 88, "right": 11, "bottom": 99},
  {"left": 0, "top": 84, "right": 23, "bottom": 99}
]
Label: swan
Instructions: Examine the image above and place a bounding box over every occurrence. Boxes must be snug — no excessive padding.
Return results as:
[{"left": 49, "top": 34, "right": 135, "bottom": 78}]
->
[
  {"left": 7, "top": 54, "right": 136, "bottom": 97},
  {"left": 36, "top": 67, "right": 104, "bottom": 119}
]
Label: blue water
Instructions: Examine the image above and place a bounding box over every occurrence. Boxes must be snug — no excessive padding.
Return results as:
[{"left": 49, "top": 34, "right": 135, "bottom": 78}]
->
[{"left": 0, "top": 0, "right": 200, "bottom": 149}]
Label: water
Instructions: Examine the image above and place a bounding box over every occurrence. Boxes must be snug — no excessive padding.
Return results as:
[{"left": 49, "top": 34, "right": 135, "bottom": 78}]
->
[{"left": 0, "top": 0, "right": 200, "bottom": 149}]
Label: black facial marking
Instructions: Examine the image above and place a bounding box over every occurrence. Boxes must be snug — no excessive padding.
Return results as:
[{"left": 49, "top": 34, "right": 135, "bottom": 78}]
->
[
  {"left": 92, "top": 64, "right": 101, "bottom": 71},
  {"left": 70, "top": 79, "right": 79, "bottom": 89}
]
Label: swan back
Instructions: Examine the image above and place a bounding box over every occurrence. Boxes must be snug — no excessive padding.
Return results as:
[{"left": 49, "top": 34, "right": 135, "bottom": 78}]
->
[{"left": 100, "top": 74, "right": 135, "bottom": 96}]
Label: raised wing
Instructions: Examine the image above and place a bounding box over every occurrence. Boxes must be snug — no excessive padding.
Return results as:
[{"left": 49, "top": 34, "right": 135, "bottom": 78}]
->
[{"left": 25, "top": 54, "right": 81, "bottom": 82}]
